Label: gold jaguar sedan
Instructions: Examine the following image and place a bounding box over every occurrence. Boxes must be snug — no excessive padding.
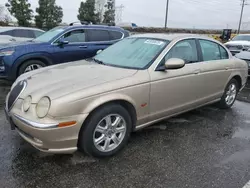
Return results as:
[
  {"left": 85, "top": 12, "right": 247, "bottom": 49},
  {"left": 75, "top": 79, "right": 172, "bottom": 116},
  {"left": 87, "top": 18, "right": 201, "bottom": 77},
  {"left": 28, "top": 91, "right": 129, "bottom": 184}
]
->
[{"left": 4, "top": 34, "right": 248, "bottom": 157}]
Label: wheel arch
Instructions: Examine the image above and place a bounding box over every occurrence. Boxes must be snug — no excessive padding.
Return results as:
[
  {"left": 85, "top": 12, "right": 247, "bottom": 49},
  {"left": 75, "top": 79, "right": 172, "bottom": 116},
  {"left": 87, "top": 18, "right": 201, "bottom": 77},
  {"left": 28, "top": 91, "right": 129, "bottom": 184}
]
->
[
  {"left": 10, "top": 53, "right": 53, "bottom": 79},
  {"left": 82, "top": 97, "right": 138, "bottom": 131}
]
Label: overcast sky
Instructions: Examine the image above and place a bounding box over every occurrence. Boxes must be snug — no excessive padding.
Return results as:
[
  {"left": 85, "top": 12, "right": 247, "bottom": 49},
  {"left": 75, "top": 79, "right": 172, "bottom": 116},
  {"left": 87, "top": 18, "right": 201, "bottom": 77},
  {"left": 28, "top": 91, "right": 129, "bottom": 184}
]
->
[{"left": 3, "top": 0, "right": 250, "bottom": 29}]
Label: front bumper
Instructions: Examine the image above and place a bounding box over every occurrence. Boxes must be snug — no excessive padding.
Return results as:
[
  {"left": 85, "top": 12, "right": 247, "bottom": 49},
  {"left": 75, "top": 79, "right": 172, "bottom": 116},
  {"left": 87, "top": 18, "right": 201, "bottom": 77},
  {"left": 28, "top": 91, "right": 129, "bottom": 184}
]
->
[{"left": 5, "top": 107, "right": 88, "bottom": 154}]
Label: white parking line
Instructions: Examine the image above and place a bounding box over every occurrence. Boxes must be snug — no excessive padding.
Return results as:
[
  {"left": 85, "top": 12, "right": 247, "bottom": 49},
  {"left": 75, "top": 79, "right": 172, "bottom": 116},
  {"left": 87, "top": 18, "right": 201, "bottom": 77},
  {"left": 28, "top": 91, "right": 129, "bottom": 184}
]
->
[{"left": 243, "top": 180, "right": 250, "bottom": 188}]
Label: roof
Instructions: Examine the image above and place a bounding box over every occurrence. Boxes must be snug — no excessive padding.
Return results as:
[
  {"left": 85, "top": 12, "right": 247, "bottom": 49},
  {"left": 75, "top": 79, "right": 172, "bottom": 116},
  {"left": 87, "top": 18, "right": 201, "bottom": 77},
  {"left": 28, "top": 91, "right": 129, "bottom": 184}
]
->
[
  {"left": 0, "top": 26, "right": 44, "bottom": 32},
  {"left": 129, "top": 33, "right": 212, "bottom": 41},
  {"left": 65, "top": 24, "right": 125, "bottom": 31}
]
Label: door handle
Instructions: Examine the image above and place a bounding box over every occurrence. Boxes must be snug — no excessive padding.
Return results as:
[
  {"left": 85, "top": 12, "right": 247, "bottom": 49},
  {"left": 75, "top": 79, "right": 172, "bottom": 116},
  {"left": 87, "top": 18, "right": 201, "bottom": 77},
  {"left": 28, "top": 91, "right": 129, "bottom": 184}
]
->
[
  {"left": 193, "top": 69, "right": 201, "bottom": 74},
  {"left": 79, "top": 46, "right": 87, "bottom": 48},
  {"left": 225, "top": 67, "right": 229, "bottom": 70}
]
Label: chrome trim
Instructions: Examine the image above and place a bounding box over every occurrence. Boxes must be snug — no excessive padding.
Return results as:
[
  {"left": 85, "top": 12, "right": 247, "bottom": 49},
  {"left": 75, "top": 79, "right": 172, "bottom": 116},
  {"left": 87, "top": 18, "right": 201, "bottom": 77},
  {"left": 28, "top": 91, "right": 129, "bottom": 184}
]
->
[
  {"left": 8, "top": 80, "right": 27, "bottom": 112},
  {"left": 153, "top": 36, "right": 231, "bottom": 71},
  {"left": 51, "top": 28, "right": 124, "bottom": 45},
  {"left": 13, "top": 113, "right": 58, "bottom": 129}
]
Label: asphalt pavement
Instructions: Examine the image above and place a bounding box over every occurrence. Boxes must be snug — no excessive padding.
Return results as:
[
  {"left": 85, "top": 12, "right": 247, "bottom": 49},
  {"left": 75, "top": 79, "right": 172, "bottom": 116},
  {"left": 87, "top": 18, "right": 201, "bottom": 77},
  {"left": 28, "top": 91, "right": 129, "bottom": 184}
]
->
[{"left": 1, "top": 81, "right": 250, "bottom": 188}]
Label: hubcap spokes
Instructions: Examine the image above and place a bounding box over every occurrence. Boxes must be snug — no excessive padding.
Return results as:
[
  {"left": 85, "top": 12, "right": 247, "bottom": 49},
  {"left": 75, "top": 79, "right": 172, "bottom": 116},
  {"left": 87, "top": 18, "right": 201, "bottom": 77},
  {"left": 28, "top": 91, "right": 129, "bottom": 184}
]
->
[
  {"left": 24, "top": 64, "right": 43, "bottom": 73},
  {"left": 93, "top": 114, "right": 126, "bottom": 152},
  {"left": 225, "top": 83, "right": 237, "bottom": 105}
]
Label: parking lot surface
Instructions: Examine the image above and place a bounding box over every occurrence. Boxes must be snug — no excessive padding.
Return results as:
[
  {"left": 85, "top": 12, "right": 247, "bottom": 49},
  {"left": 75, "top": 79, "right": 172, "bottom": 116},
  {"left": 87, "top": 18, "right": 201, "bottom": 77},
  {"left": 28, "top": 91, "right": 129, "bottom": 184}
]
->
[{"left": 1, "top": 81, "right": 250, "bottom": 188}]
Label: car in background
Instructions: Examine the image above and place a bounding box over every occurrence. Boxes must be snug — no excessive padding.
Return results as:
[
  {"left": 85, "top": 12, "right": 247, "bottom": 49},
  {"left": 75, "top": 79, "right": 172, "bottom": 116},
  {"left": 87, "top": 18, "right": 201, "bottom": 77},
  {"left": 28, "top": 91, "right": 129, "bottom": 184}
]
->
[
  {"left": 4, "top": 34, "right": 248, "bottom": 157},
  {"left": 235, "top": 50, "right": 250, "bottom": 76},
  {"left": 0, "top": 27, "right": 44, "bottom": 43},
  {"left": 224, "top": 34, "right": 250, "bottom": 55},
  {"left": 0, "top": 24, "right": 129, "bottom": 81}
]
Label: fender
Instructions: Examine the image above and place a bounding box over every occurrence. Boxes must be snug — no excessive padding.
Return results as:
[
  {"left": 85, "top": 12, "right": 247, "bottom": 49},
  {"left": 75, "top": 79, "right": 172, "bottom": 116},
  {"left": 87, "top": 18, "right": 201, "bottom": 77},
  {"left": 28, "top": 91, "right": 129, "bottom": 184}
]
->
[
  {"left": 82, "top": 93, "right": 137, "bottom": 117},
  {"left": 9, "top": 52, "right": 54, "bottom": 80}
]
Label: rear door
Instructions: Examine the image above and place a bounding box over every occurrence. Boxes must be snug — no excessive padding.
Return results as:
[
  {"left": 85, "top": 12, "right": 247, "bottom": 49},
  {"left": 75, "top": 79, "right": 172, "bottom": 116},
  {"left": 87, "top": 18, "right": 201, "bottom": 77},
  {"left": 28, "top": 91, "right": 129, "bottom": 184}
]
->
[
  {"left": 85, "top": 29, "right": 114, "bottom": 57},
  {"left": 196, "top": 39, "right": 233, "bottom": 100}
]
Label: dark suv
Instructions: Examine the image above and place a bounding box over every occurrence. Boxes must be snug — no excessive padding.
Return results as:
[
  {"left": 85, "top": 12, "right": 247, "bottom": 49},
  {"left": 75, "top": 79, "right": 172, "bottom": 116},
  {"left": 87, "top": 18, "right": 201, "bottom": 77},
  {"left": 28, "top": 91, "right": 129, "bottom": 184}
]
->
[{"left": 0, "top": 24, "right": 129, "bottom": 81}]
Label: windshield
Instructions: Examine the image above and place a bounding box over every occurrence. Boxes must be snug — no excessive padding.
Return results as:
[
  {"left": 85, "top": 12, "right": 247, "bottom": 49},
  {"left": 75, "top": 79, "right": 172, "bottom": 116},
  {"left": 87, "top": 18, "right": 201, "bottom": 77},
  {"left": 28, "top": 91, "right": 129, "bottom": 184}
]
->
[
  {"left": 33, "top": 26, "right": 66, "bottom": 42},
  {"left": 232, "top": 35, "right": 250, "bottom": 41},
  {"left": 94, "top": 38, "right": 169, "bottom": 69}
]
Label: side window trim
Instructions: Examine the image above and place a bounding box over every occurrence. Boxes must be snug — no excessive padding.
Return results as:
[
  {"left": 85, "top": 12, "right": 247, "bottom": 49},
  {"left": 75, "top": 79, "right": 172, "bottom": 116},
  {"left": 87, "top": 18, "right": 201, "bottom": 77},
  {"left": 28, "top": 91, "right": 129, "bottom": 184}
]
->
[
  {"left": 53, "top": 29, "right": 86, "bottom": 44},
  {"left": 52, "top": 28, "right": 125, "bottom": 45},
  {"left": 195, "top": 38, "right": 203, "bottom": 62},
  {"left": 198, "top": 39, "right": 227, "bottom": 61}
]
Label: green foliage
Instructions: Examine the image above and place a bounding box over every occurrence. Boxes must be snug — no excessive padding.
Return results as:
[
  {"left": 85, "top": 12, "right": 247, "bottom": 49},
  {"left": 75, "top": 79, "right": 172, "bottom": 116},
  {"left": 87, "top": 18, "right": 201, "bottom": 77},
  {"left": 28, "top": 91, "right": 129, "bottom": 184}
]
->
[
  {"left": 103, "top": 0, "right": 115, "bottom": 24},
  {"left": 35, "top": 0, "right": 63, "bottom": 29},
  {"left": 5, "top": 0, "right": 33, "bottom": 26},
  {"left": 77, "top": 0, "right": 99, "bottom": 24}
]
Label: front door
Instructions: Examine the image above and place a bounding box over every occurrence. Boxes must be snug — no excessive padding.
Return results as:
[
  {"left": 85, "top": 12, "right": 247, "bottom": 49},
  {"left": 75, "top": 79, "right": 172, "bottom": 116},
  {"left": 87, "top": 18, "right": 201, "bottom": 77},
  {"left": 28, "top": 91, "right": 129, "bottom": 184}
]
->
[
  {"left": 51, "top": 29, "right": 90, "bottom": 64},
  {"left": 149, "top": 39, "right": 206, "bottom": 121}
]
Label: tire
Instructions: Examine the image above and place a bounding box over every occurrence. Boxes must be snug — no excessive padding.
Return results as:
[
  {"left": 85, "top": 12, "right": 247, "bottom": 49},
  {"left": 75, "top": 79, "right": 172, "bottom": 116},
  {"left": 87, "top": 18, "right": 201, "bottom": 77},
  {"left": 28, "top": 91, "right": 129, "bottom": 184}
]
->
[
  {"left": 218, "top": 78, "right": 239, "bottom": 109},
  {"left": 78, "top": 104, "right": 132, "bottom": 158},
  {"left": 18, "top": 60, "right": 46, "bottom": 77}
]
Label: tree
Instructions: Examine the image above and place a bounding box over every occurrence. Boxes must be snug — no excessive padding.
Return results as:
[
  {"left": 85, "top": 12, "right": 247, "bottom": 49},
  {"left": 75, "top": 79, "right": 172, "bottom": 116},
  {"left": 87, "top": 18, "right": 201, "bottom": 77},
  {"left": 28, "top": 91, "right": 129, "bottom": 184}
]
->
[
  {"left": 35, "top": 0, "right": 63, "bottom": 29},
  {"left": 5, "top": 0, "right": 33, "bottom": 26},
  {"left": 0, "top": 5, "right": 12, "bottom": 26},
  {"left": 77, "top": 0, "right": 99, "bottom": 24},
  {"left": 103, "top": 0, "right": 115, "bottom": 24}
]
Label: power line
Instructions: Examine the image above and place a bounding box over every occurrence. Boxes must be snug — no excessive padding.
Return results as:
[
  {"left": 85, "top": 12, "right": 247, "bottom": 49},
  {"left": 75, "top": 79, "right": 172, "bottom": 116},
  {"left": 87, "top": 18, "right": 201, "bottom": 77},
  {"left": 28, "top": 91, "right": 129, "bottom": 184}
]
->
[
  {"left": 238, "top": 0, "right": 248, "bottom": 33},
  {"left": 164, "top": 0, "right": 170, "bottom": 29}
]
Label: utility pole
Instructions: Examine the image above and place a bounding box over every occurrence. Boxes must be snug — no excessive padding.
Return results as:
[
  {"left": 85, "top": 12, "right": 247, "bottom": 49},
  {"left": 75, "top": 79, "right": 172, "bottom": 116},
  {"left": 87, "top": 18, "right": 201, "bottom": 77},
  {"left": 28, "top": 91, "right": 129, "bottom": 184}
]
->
[
  {"left": 164, "top": 0, "right": 169, "bottom": 29},
  {"left": 238, "top": 0, "right": 247, "bottom": 34}
]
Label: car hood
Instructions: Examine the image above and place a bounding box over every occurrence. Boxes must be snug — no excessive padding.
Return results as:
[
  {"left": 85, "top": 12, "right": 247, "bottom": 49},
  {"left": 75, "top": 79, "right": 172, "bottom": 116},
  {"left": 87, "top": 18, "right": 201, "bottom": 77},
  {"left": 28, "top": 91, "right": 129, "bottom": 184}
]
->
[
  {"left": 0, "top": 40, "right": 43, "bottom": 50},
  {"left": 17, "top": 60, "right": 138, "bottom": 101},
  {"left": 225, "top": 40, "right": 250, "bottom": 46},
  {"left": 235, "top": 51, "right": 250, "bottom": 60}
]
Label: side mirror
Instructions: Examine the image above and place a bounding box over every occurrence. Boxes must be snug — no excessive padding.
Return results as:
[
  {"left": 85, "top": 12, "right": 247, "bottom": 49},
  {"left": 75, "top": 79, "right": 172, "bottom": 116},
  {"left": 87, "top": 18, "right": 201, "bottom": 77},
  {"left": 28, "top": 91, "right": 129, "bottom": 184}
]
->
[
  {"left": 57, "top": 38, "right": 69, "bottom": 45},
  {"left": 164, "top": 58, "right": 185, "bottom": 69},
  {"left": 96, "top": 49, "right": 103, "bottom": 55}
]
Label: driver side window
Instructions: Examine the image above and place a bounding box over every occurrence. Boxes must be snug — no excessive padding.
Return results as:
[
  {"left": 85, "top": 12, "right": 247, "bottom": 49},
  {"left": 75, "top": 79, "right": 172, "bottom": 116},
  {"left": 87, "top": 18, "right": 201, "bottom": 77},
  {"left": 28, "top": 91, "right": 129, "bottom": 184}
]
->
[
  {"left": 60, "top": 29, "right": 86, "bottom": 43},
  {"left": 164, "top": 39, "right": 198, "bottom": 64}
]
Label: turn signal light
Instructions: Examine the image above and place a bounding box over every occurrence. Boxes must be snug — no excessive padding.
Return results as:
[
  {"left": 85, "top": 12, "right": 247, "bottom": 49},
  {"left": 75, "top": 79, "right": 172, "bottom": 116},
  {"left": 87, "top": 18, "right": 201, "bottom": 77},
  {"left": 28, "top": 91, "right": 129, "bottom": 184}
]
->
[{"left": 58, "top": 121, "right": 77, "bottom": 127}]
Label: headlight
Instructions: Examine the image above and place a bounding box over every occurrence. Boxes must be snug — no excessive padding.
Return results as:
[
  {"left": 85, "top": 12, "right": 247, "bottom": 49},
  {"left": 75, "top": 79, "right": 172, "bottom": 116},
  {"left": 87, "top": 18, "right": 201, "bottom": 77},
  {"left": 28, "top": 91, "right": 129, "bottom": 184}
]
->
[
  {"left": 36, "top": 97, "right": 51, "bottom": 118},
  {"left": 0, "top": 50, "right": 15, "bottom": 56},
  {"left": 23, "top": 96, "right": 32, "bottom": 112}
]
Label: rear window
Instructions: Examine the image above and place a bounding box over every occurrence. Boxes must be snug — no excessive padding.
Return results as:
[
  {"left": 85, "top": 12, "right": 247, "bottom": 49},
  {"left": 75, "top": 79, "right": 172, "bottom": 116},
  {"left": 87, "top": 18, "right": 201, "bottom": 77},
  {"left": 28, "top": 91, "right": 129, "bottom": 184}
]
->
[
  {"left": 109, "top": 31, "right": 123, "bottom": 40},
  {"left": 87, "top": 29, "right": 110, "bottom": 42}
]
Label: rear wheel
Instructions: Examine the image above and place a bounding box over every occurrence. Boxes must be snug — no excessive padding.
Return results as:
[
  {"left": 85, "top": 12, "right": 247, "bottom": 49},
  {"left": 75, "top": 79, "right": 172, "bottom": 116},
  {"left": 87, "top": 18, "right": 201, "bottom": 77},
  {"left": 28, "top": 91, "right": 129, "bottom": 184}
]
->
[
  {"left": 218, "top": 79, "right": 239, "bottom": 109},
  {"left": 18, "top": 60, "right": 46, "bottom": 77},
  {"left": 78, "top": 104, "right": 132, "bottom": 158}
]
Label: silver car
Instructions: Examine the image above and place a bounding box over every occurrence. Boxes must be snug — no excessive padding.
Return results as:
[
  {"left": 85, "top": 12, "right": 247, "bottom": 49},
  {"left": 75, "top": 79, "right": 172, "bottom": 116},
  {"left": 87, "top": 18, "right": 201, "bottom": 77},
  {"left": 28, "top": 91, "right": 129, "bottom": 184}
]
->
[
  {"left": 0, "top": 27, "right": 44, "bottom": 43},
  {"left": 5, "top": 34, "right": 248, "bottom": 158}
]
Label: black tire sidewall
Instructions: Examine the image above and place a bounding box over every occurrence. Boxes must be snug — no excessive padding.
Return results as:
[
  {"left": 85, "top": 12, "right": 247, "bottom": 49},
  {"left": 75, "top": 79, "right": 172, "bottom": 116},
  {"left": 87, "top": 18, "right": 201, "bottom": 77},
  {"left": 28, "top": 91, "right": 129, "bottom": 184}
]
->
[
  {"left": 18, "top": 60, "right": 46, "bottom": 76},
  {"left": 219, "top": 79, "right": 239, "bottom": 109},
  {"left": 79, "top": 104, "right": 132, "bottom": 158}
]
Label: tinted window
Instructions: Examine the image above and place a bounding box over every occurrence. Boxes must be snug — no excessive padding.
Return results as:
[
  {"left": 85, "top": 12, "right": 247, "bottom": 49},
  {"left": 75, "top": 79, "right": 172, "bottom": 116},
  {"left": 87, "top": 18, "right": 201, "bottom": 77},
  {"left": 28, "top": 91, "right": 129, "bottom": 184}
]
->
[
  {"left": 12, "top": 29, "right": 34, "bottom": 38},
  {"left": 219, "top": 46, "right": 229, "bottom": 59},
  {"left": 109, "top": 31, "right": 123, "bottom": 40},
  {"left": 199, "top": 40, "right": 221, "bottom": 61},
  {"left": 87, "top": 29, "right": 110, "bottom": 42},
  {"left": 62, "top": 30, "right": 86, "bottom": 43},
  {"left": 0, "top": 30, "right": 14, "bottom": 36},
  {"left": 164, "top": 39, "right": 198, "bottom": 63},
  {"left": 34, "top": 30, "right": 44, "bottom": 38}
]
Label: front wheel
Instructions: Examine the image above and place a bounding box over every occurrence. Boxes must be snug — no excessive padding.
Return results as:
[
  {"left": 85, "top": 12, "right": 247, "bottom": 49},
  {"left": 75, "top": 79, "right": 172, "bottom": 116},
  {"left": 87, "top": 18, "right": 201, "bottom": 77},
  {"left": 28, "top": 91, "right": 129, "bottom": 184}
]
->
[
  {"left": 18, "top": 60, "right": 46, "bottom": 77},
  {"left": 78, "top": 104, "right": 132, "bottom": 158},
  {"left": 218, "top": 78, "right": 239, "bottom": 109}
]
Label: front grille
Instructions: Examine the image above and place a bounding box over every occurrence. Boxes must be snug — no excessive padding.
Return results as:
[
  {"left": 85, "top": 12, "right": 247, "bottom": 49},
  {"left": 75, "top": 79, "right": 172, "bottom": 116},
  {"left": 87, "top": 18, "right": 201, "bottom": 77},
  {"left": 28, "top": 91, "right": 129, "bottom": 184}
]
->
[{"left": 7, "top": 80, "right": 27, "bottom": 111}]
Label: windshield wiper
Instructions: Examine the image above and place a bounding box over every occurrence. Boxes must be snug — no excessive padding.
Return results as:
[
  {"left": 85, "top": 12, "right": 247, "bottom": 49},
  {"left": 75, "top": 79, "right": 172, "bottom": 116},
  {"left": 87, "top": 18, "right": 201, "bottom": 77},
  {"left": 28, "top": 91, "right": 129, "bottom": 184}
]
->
[{"left": 92, "top": 58, "right": 106, "bottom": 65}]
